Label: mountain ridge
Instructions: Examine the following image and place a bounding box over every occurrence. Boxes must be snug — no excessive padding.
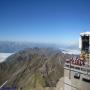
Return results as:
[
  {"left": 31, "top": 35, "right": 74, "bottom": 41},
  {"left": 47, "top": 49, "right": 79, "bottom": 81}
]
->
[{"left": 0, "top": 48, "right": 74, "bottom": 90}]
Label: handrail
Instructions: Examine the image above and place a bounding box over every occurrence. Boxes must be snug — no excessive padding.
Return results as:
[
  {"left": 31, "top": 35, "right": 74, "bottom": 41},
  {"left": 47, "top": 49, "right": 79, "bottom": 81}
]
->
[{"left": 65, "top": 63, "right": 90, "bottom": 69}]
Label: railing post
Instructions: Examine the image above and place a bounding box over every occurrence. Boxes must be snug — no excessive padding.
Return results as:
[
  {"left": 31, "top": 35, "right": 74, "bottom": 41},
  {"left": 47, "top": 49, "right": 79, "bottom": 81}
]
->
[{"left": 69, "top": 59, "right": 71, "bottom": 79}]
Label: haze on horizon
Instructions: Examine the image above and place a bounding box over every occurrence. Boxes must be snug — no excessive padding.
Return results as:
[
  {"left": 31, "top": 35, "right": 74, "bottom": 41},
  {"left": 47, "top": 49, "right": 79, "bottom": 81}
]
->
[{"left": 0, "top": 0, "right": 90, "bottom": 46}]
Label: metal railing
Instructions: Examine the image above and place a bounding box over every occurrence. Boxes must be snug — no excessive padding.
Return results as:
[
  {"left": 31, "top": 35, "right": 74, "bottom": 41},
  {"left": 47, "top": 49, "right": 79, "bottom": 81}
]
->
[{"left": 64, "top": 62, "right": 90, "bottom": 75}]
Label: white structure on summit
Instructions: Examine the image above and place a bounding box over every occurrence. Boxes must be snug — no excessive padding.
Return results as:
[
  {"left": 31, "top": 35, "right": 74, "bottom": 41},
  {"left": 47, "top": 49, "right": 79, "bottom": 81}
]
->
[{"left": 64, "top": 32, "right": 90, "bottom": 90}]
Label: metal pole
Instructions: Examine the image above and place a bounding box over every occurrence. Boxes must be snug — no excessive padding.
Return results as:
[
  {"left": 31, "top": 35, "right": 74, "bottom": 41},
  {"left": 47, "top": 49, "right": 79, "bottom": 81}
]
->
[{"left": 69, "top": 59, "right": 71, "bottom": 79}]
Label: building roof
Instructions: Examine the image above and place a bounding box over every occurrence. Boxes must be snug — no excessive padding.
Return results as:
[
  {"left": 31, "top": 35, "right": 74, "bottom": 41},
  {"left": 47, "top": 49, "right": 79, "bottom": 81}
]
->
[{"left": 80, "top": 32, "right": 90, "bottom": 36}]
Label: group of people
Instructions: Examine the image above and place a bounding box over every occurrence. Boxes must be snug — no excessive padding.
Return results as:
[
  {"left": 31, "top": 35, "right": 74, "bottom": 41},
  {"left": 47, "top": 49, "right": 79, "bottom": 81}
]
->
[
  {"left": 70, "top": 58, "right": 85, "bottom": 66},
  {"left": 66, "top": 57, "right": 85, "bottom": 66}
]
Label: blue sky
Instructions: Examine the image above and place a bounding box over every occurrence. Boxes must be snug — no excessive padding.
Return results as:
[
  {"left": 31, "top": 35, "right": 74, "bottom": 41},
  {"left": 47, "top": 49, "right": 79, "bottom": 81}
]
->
[{"left": 0, "top": 0, "right": 90, "bottom": 46}]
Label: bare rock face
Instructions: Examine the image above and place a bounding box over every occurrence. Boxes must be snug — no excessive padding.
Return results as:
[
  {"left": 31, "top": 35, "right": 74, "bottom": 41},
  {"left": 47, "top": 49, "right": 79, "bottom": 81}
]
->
[{"left": 0, "top": 48, "right": 73, "bottom": 90}]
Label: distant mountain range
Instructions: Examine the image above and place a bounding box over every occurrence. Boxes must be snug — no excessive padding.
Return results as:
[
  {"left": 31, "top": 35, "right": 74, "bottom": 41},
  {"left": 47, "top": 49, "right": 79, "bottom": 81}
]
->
[
  {"left": 0, "top": 41, "right": 79, "bottom": 54},
  {"left": 0, "top": 41, "right": 59, "bottom": 53}
]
